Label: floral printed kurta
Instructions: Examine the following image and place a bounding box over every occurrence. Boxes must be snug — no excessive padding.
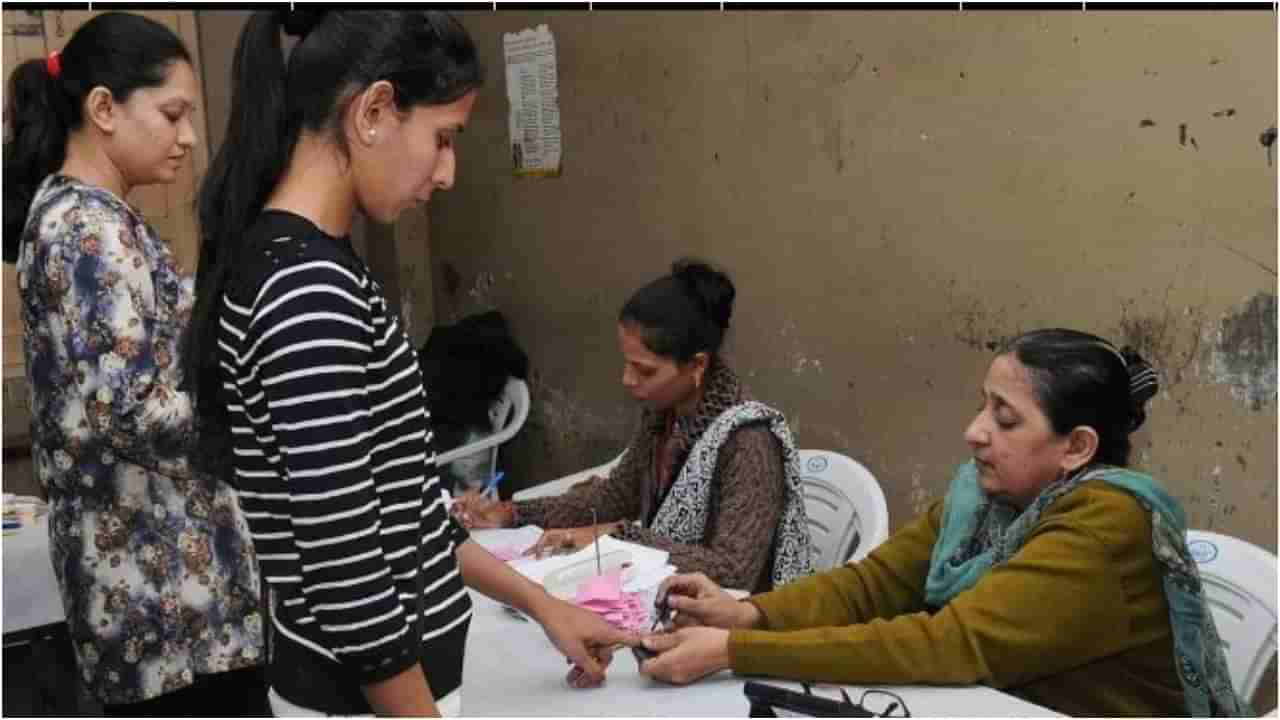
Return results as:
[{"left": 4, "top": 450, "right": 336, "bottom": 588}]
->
[{"left": 16, "top": 175, "right": 264, "bottom": 705}]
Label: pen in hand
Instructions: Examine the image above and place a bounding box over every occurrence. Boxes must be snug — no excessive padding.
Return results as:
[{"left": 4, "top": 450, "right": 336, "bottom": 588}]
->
[{"left": 481, "top": 471, "right": 505, "bottom": 500}]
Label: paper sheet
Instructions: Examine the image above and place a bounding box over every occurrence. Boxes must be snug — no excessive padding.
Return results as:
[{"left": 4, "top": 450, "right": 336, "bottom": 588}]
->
[
  {"left": 503, "top": 24, "right": 562, "bottom": 177},
  {"left": 507, "top": 535, "right": 668, "bottom": 588},
  {"left": 473, "top": 529, "right": 676, "bottom": 622},
  {"left": 469, "top": 525, "right": 544, "bottom": 555}
]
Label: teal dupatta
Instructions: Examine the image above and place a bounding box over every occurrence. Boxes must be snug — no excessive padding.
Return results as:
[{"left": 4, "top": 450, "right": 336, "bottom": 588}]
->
[{"left": 925, "top": 461, "right": 1247, "bottom": 717}]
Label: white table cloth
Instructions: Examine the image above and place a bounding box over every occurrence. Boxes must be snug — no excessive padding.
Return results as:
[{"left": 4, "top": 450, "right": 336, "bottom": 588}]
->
[
  {"left": 2, "top": 518, "right": 64, "bottom": 638},
  {"left": 462, "top": 528, "right": 1058, "bottom": 715},
  {"left": 2, "top": 522, "right": 1063, "bottom": 716},
  {"left": 459, "top": 591, "right": 1061, "bottom": 717}
]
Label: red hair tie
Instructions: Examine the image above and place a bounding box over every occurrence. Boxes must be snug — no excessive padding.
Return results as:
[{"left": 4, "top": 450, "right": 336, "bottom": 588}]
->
[{"left": 46, "top": 51, "right": 61, "bottom": 79}]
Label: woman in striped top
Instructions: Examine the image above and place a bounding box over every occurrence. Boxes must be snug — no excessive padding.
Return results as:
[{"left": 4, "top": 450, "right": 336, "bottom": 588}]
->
[{"left": 184, "top": 11, "right": 632, "bottom": 716}]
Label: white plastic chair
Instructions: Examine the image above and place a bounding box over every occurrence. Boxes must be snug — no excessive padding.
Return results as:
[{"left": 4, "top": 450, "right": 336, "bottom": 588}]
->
[
  {"left": 435, "top": 377, "right": 530, "bottom": 492},
  {"left": 797, "top": 450, "right": 889, "bottom": 569},
  {"left": 512, "top": 451, "right": 625, "bottom": 502},
  {"left": 1184, "top": 529, "right": 1278, "bottom": 702}
]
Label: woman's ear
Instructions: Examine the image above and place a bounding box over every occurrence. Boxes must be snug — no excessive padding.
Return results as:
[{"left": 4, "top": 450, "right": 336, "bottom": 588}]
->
[
  {"left": 1061, "top": 426, "right": 1100, "bottom": 472},
  {"left": 84, "top": 86, "right": 116, "bottom": 135},
  {"left": 689, "top": 352, "right": 710, "bottom": 390},
  {"left": 351, "top": 80, "right": 396, "bottom": 147}
]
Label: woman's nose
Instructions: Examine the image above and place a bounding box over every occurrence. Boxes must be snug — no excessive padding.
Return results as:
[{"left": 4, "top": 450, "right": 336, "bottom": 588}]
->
[{"left": 963, "top": 413, "right": 987, "bottom": 448}]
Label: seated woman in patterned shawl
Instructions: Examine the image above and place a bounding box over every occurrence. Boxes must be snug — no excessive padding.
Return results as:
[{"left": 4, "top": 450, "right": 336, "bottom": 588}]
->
[
  {"left": 635, "top": 329, "right": 1247, "bottom": 718},
  {"left": 454, "top": 259, "right": 815, "bottom": 592}
]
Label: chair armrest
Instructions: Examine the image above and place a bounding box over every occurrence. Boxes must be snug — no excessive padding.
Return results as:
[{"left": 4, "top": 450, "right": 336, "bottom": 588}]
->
[
  {"left": 435, "top": 379, "right": 530, "bottom": 466},
  {"left": 512, "top": 454, "right": 623, "bottom": 502}
]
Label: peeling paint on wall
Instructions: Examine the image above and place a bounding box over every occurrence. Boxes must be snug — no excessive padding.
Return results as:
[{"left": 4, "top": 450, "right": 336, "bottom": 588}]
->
[
  {"left": 1117, "top": 296, "right": 1206, "bottom": 389},
  {"left": 468, "top": 271, "right": 498, "bottom": 309},
  {"left": 399, "top": 286, "right": 415, "bottom": 336},
  {"left": 431, "top": 10, "right": 1276, "bottom": 552},
  {"left": 780, "top": 319, "right": 826, "bottom": 376},
  {"left": 946, "top": 282, "right": 1017, "bottom": 353},
  {"left": 1203, "top": 292, "right": 1277, "bottom": 411},
  {"left": 439, "top": 268, "right": 502, "bottom": 324},
  {"left": 908, "top": 465, "right": 932, "bottom": 517}
]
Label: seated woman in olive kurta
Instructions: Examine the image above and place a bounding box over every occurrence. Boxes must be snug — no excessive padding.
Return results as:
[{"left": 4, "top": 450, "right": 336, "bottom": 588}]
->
[{"left": 636, "top": 328, "right": 1247, "bottom": 718}]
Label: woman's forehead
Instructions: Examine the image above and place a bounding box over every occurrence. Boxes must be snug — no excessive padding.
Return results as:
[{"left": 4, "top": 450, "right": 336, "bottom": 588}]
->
[{"left": 985, "top": 354, "right": 1038, "bottom": 403}]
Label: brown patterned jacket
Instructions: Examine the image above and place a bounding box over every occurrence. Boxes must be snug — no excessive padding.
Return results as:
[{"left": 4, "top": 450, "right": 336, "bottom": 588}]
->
[{"left": 515, "top": 361, "right": 786, "bottom": 591}]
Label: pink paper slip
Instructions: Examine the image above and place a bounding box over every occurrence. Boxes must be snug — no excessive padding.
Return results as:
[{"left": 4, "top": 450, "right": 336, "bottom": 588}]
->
[
  {"left": 573, "top": 569, "right": 650, "bottom": 632},
  {"left": 575, "top": 568, "right": 623, "bottom": 605}
]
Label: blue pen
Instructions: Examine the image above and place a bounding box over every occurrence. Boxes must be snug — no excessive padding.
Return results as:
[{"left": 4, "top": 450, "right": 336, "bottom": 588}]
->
[{"left": 481, "top": 471, "right": 505, "bottom": 499}]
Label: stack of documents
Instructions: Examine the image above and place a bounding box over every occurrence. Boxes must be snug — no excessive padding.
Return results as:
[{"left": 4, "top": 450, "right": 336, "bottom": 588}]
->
[{"left": 468, "top": 527, "right": 678, "bottom": 619}]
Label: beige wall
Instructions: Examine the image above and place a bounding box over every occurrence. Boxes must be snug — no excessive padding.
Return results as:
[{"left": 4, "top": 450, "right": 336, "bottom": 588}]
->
[
  {"left": 192, "top": 11, "right": 1276, "bottom": 552},
  {"left": 419, "top": 10, "right": 1276, "bottom": 551}
]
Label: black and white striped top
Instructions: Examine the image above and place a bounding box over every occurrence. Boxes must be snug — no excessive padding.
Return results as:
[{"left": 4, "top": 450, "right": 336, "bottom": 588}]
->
[{"left": 217, "top": 210, "right": 470, "bottom": 709}]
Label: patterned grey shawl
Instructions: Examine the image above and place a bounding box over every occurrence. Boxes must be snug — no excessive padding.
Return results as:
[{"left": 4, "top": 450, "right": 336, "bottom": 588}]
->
[{"left": 649, "top": 401, "right": 816, "bottom": 587}]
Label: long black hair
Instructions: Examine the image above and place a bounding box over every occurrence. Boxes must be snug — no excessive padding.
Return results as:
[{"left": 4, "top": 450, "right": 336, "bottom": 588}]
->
[
  {"left": 184, "top": 10, "right": 482, "bottom": 473},
  {"left": 3, "top": 12, "right": 189, "bottom": 262},
  {"left": 620, "top": 258, "right": 736, "bottom": 363},
  {"left": 1002, "top": 328, "right": 1159, "bottom": 467}
]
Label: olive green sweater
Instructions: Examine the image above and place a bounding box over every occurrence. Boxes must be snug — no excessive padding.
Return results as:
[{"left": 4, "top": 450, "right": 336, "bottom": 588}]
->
[{"left": 728, "top": 481, "right": 1186, "bottom": 717}]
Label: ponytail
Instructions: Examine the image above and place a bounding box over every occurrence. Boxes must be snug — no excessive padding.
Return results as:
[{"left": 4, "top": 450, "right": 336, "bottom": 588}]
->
[
  {"left": 3, "top": 59, "right": 71, "bottom": 262},
  {"left": 185, "top": 11, "right": 294, "bottom": 473},
  {"left": 2, "top": 12, "right": 189, "bottom": 264},
  {"left": 185, "top": 10, "right": 482, "bottom": 474}
]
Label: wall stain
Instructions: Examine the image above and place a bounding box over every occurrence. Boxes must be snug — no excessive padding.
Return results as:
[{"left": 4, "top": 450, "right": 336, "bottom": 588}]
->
[
  {"left": 780, "top": 319, "right": 825, "bottom": 376},
  {"left": 1177, "top": 123, "right": 1200, "bottom": 149},
  {"left": 441, "top": 270, "right": 499, "bottom": 324},
  {"left": 1261, "top": 126, "right": 1277, "bottom": 167},
  {"left": 524, "top": 371, "right": 631, "bottom": 484},
  {"left": 947, "top": 285, "right": 1016, "bottom": 353},
  {"left": 399, "top": 285, "right": 416, "bottom": 337},
  {"left": 1203, "top": 291, "right": 1277, "bottom": 411},
  {"left": 1117, "top": 295, "right": 1204, "bottom": 390},
  {"left": 442, "top": 261, "right": 461, "bottom": 298}
]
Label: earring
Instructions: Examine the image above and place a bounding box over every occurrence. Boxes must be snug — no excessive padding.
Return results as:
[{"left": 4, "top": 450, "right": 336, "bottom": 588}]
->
[{"left": 368, "top": 129, "right": 376, "bottom": 140}]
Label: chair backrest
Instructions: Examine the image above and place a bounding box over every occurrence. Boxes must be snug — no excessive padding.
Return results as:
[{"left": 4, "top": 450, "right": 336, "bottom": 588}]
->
[
  {"left": 435, "top": 378, "right": 531, "bottom": 489},
  {"left": 1185, "top": 529, "right": 1278, "bottom": 701},
  {"left": 797, "top": 450, "right": 889, "bottom": 569}
]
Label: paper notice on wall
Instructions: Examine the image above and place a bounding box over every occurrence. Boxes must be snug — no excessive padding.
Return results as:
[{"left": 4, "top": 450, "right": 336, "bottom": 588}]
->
[{"left": 503, "top": 24, "right": 562, "bottom": 177}]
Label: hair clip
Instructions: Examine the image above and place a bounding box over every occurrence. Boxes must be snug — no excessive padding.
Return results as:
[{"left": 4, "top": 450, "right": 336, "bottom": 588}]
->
[{"left": 46, "top": 51, "right": 61, "bottom": 79}]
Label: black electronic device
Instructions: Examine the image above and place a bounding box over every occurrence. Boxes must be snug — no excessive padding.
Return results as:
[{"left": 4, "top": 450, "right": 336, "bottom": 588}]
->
[{"left": 743, "top": 681, "right": 882, "bottom": 718}]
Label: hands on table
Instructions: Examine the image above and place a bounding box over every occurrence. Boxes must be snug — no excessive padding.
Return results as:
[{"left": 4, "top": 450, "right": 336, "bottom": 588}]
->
[
  {"left": 535, "top": 596, "right": 640, "bottom": 689},
  {"left": 635, "top": 573, "right": 763, "bottom": 685},
  {"left": 453, "top": 498, "right": 750, "bottom": 688},
  {"left": 451, "top": 488, "right": 624, "bottom": 559},
  {"left": 450, "top": 490, "right": 514, "bottom": 529}
]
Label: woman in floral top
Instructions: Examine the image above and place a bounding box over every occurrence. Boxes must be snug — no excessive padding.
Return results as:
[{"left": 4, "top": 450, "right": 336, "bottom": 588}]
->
[{"left": 3, "top": 13, "right": 266, "bottom": 716}]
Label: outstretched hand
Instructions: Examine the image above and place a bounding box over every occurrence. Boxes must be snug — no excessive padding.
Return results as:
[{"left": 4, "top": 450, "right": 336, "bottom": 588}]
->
[{"left": 537, "top": 598, "right": 639, "bottom": 688}]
